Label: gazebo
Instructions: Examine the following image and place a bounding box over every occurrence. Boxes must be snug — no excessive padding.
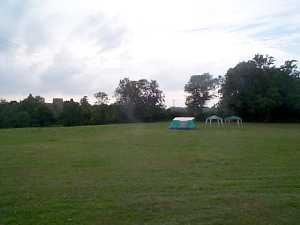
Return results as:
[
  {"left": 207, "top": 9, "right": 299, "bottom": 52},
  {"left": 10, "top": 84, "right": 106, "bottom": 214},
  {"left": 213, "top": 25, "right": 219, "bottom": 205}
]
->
[
  {"left": 205, "top": 115, "right": 223, "bottom": 125},
  {"left": 224, "top": 116, "right": 243, "bottom": 125}
]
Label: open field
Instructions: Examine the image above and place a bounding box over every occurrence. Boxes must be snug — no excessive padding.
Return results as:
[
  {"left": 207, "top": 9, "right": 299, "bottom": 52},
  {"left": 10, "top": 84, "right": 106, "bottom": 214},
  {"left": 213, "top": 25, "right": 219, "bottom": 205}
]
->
[{"left": 0, "top": 123, "right": 300, "bottom": 225}]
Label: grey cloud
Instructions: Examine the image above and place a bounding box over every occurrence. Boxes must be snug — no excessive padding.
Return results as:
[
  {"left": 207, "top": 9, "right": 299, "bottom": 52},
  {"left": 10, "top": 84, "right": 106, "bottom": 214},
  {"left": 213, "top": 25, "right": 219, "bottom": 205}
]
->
[
  {"left": 37, "top": 50, "right": 89, "bottom": 95},
  {"left": 0, "top": 4, "right": 129, "bottom": 98},
  {"left": 0, "top": 0, "right": 52, "bottom": 54},
  {"left": 0, "top": 59, "right": 39, "bottom": 95},
  {"left": 36, "top": 14, "right": 129, "bottom": 95},
  {"left": 231, "top": 17, "right": 300, "bottom": 55},
  {"left": 71, "top": 13, "right": 128, "bottom": 53},
  {"left": 0, "top": 0, "right": 29, "bottom": 52}
]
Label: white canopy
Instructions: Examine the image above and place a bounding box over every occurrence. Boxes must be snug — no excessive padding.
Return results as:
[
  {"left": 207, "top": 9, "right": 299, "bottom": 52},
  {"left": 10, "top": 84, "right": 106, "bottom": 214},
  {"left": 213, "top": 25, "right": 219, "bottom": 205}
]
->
[
  {"left": 205, "top": 115, "right": 223, "bottom": 125},
  {"left": 173, "top": 117, "right": 195, "bottom": 121}
]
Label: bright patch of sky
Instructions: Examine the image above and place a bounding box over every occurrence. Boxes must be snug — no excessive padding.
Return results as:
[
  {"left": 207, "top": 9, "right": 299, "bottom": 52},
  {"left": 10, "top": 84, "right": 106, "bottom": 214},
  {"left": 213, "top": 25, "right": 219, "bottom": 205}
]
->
[{"left": 0, "top": 0, "right": 299, "bottom": 106}]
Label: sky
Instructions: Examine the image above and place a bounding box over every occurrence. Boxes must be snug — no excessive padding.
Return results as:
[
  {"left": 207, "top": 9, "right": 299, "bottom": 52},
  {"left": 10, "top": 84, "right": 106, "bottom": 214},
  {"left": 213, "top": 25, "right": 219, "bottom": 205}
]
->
[{"left": 0, "top": 0, "right": 299, "bottom": 106}]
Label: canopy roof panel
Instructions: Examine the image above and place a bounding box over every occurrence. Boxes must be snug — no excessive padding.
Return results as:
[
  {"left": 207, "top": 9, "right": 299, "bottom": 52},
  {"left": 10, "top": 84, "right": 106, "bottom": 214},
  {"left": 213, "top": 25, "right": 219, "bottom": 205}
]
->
[
  {"left": 173, "top": 117, "right": 195, "bottom": 121},
  {"left": 225, "top": 116, "right": 242, "bottom": 121},
  {"left": 206, "top": 115, "right": 223, "bottom": 120}
]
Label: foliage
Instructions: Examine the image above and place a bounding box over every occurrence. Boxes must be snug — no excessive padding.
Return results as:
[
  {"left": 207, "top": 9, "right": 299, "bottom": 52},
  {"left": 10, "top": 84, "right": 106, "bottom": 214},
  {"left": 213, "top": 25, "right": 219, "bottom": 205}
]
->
[
  {"left": 115, "top": 78, "right": 165, "bottom": 121},
  {"left": 185, "top": 73, "right": 219, "bottom": 114},
  {"left": 20, "top": 94, "right": 54, "bottom": 126},
  {"left": 0, "top": 79, "right": 169, "bottom": 128},
  {"left": 60, "top": 99, "right": 82, "bottom": 126},
  {"left": 80, "top": 96, "right": 92, "bottom": 125},
  {"left": 94, "top": 91, "right": 109, "bottom": 105},
  {"left": 0, "top": 94, "right": 54, "bottom": 128},
  {"left": 220, "top": 55, "right": 300, "bottom": 121},
  {"left": 90, "top": 104, "right": 122, "bottom": 124}
]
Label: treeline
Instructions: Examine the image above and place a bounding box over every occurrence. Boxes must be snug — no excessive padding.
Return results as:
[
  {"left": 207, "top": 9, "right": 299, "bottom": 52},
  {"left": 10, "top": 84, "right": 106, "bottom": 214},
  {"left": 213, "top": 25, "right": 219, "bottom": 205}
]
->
[
  {"left": 219, "top": 55, "right": 300, "bottom": 122},
  {"left": 184, "top": 54, "right": 300, "bottom": 122},
  {"left": 0, "top": 54, "right": 300, "bottom": 128},
  {"left": 0, "top": 78, "right": 170, "bottom": 128}
]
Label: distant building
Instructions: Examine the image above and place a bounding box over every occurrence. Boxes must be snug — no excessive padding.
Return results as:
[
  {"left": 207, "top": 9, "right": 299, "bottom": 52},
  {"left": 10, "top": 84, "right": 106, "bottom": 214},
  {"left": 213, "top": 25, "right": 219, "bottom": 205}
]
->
[
  {"left": 53, "top": 98, "right": 63, "bottom": 105},
  {"left": 52, "top": 98, "right": 63, "bottom": 114}
]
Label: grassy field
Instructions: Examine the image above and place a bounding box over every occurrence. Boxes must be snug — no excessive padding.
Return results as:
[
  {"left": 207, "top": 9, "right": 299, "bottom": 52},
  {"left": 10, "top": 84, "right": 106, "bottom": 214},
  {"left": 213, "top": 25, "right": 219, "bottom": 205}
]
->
[{"left": 0, "top": 123, "right": 300, "bottom": 225}]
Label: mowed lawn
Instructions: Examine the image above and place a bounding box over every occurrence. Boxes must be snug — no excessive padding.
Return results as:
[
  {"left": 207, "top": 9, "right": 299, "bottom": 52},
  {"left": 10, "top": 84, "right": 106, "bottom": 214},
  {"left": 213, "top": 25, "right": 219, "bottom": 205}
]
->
[{"left": 0, "top": 123, "right": 300, "bottom": 225}]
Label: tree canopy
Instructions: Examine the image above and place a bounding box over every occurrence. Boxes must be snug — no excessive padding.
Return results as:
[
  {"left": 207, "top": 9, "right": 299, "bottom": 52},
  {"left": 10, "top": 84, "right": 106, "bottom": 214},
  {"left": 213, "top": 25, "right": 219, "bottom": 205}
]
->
[
  {"left": 94, "top": 92, "right": 109, "bottom": 105},
  {"left": 115, "top": 78, "right": 165, "bottom": 121},
  {"left": 185, "top": 73, "right": 219, "bottom": 114},
  {"left": 220, "top": 54, "right": 300, "bottom": 121}
]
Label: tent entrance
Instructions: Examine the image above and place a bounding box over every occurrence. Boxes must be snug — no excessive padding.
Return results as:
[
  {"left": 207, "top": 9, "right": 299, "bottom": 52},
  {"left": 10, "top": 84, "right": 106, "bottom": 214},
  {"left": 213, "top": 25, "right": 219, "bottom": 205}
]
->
[{"left": 179, "top": 121, "right": 188, "bottom": 129}]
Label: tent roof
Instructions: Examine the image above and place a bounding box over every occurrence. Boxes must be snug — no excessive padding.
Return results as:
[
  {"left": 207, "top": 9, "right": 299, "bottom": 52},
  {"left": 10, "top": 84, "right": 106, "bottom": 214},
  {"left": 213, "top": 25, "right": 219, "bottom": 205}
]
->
[
  {"left": 225, "top": 116, "right": 242, "bottom": 120},
  {"left": 206, "top": 115, "right": 223, "bottom": 120},
  {"left": 173, "top": 117, "right": 195, "bottom": 121}
]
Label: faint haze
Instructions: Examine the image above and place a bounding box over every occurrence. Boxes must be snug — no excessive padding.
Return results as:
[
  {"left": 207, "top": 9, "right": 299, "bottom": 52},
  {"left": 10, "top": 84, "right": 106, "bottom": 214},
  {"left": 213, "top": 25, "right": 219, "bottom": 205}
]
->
[{"left": 0, "top": 0, "right": 299, "bottom": 106}]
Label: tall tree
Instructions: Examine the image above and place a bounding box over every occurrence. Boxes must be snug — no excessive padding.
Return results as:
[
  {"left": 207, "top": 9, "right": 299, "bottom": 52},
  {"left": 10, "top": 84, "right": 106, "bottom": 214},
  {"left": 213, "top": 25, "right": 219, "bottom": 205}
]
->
[
  {"left": 280, "top": 60, "right": 300, "bottom": 78},
  {"left": 80, "top": 96, "right": 92, "bottom": 125},
  {"left": 250, "top": 54, "right": 275, "bottom": 69},
  {"left": 185, "top": 73, "right": 219, "bottom": 114},
  {"left": 61, "top": 99, "right": 82, "bottom": 126},
  {"left": 94, "top": 91, "right": 109, "bottom": 105},
  {"left": 220, "top": 54, "right": 300, "bottom": 121},
  {"left": 115, "top": 78, "right": 165, "bottom": 121},
  {"left": 20, "top": 94, "right": 54, "bottom": 126}
]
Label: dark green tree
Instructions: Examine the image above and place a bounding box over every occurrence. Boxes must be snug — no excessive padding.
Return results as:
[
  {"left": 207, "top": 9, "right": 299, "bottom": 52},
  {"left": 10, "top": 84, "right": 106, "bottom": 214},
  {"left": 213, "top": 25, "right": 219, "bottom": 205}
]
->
[
  {"left": 80, "top": 96, "right": 92, "bottom": 125},
  {"left": 20, "top": 94, "right": 54, "bottom": 126},
  {"left": 94, "top": 91, "right": 109, "bottom": 105},
  {"left": 220, "top": 54, "right": 300, "bottom": 121},
  {"left": 61, "top": 99, "right": 82, "bottom": 126},
  {"left": 184, "top": 73, "right": 219, "bottom": 114},
  {"left": 0, "top": 101, "right": 29, "bottom": 128},
  {"left": 115, "top": 78, "right": 165, "bottom": 121}
]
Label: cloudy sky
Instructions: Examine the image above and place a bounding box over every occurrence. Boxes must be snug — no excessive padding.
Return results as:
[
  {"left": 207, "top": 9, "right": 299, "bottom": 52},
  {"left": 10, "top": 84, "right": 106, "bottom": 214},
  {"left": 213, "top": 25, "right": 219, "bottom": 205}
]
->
[{"left": 0, "top": 0, "right": 299, "bottom": 106}]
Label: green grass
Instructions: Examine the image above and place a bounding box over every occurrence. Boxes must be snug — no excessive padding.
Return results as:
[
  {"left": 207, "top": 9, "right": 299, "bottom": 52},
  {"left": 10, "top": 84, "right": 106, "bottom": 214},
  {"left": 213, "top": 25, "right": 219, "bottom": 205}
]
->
[{"left": 0, "top": 123, "right": 300, "bottom": 225}]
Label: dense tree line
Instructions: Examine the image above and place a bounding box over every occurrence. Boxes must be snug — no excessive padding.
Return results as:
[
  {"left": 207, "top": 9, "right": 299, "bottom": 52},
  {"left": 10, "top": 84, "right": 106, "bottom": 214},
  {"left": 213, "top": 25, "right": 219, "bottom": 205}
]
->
[
  {"left": 0, "top": 78, "right": 169, "bottom": 128},
  {"left": 0, "top": 54, "right": 299, "bottom": 128},
  {"left": 219, "top": 55, "right": 300, "bottom": 122},
  {"left": 184, "top": 54, "right": 300, "bottom": 122},
  {"left": 0, "top": 95, "right": 54, "bottom": 128}
]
